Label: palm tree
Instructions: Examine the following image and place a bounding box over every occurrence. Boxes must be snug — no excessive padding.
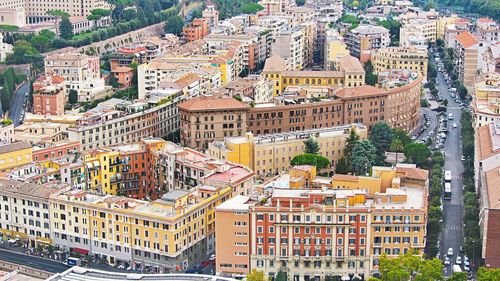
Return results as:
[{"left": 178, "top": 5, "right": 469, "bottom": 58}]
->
[{"left": 390, "top": 138, "right": 404, "bottom": 164}]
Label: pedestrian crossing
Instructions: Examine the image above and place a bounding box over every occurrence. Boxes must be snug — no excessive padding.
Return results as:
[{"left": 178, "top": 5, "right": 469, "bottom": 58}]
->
[{"left": 443, "top": 225, "right": 463, "bottom": 231}]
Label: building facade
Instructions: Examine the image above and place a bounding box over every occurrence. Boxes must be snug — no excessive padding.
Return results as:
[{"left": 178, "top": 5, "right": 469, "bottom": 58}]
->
[
  {"left": 344, "top": 25, "right": 390, "bottom": 60},
  {"left": 372, "top": 47, "right": 428, "bottom": 77},
  {"left": 32, "top": 74, "right": 66, "bottom": 116}
]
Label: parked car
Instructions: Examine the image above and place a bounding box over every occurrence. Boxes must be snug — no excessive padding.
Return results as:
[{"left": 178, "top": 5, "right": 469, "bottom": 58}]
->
[
  {"left": 444, "top": 257, "right": 451, "bottom": 266},
  {"left": 453, "top": 123, "right": 457, "bottom": 128},
  {"left": 456, "top": 256, "right": 463, "bottom": 265},
  {"left": 447, "top": 248, "right": 454, "bottom": 256}
]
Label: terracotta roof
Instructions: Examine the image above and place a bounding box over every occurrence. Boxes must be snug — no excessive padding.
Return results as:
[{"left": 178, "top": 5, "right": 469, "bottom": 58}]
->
[
  {"left": 476, "top": 124, "right": 500, "bottom": 160},
  {"left": 178, "top": 96, "right": 250, "bottom": 112},
  {"left": 396, "top": 166, "right": 429, "bottom": 181},
  {"left": 478, "top": 18, "right": 496, "bottom": 23},
  {"left": 0, "top": 141, "right": 31, "bottom": 154},
  {"left": 0, "top": 179, "right": 60, "bottom": 199},
  {"left": 456, "top": 31, "right": 478, "bottom": 48},
  {"left": 112, "top": 66, "right": 133, "bottom": 73},
  {"left": 332, "top": 174, "right": 359, "bottom": 181},
  {"left": 485, "top": 167, "right": 500, "bottom": 209},
  {"left": 175, "top": 73, "right": 200, "bottom": 88},
  {"left": 292, "top": 165, "right": 315, "bottom": 172},
  {"left": 338, "top": 55, "right": 364, "bottom": 73},
  {"left": 335, "top": 85, "right": 386, "bottom": 98}
]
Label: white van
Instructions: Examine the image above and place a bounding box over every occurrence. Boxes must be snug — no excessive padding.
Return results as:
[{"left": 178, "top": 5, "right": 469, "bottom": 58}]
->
[
  {"left": 448, "top": 113, "right": 454, "bottom": 120},
  {"left": 452, "top": 265, "right": 462, "bottom": 273},
  {"left": 449, "top": 87, "right": 457, "bottom": 93}
]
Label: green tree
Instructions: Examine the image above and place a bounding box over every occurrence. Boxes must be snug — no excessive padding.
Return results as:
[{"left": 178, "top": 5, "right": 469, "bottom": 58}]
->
[
  {"left": 370, "top": 122, "right": 394, "bottom": 164},
  {"left": 129, "top": 61, "right": 138, "bottom": 87},
  {"left": 304, "top": 136, "right": 320, "bottom": 154},
  {"left": 364, "top": 60, "right": 377, "bottom": 86},
  {"left": 335, "top": 157, "right": 350, "bottom": 174},
  {"left": 31, "top": 35, "right": 49, "bottom": 52},
  {"left": 393, "top": 128, "right": 412, "bottom": 145},
  {"left": 291, "top": 154, "right": 330, "bottom": 170},
  {"left": 448, "top": 272, "right": 467, "bottom": 281},
  {"left": 87, "top": 8, "right": 111, "bottom": 20},
  {"left": 164, "top": 15, "right": 183, "bottom": 36},
  {"left": 68, "top": 89, "right": 78, "bottom": 104},
  {"left": 404, "top": 142, "right": 431, "bottom": 168},
  {"left": 246, "top": 269, "right": 265, "bottom": 281},
  {"left": 59, "top": 17, "right": 74, "bottom": 39},
  {"left": 275, "top": 270, "right": 287, "bottom": 281},
  {"left": 371, "top": 253, "right": 443, "bottom": 281},
  {"left": 343, "top": 129, "right": 360, "bottom": 171},
  {"left": 477, "top": 267, "right": 500, "bottom": 281},
  {"left": 351, "top": 140, "right": 376, "bottom": 176},
  {"left": 109, "top": 74, "right": 121, "bottom": 88},
  {"left": 241, "top": 3, "right": 264, "bottom": 14},
  {"left": 390, "top": 138, "right": 404, "bottom": 164}
]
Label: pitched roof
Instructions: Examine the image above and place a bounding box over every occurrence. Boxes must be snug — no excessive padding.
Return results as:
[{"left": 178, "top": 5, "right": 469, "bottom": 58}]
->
[
  {"left": 337, "top": 55, "right": 364, "bottom": 73},
  {"left": 0, "top": 141, "right": 31, "bottom": 154},
  {"left": 177, "top": 96, "right": 250, "bottom": 112},
  {"left": 396, "top": 166, "right": 429, "bottom": 181},
  {"left": 335, "top": 85, "right": 386, "bottom": 98},
  {"left": 456, "top": 31, "right": 478, "bottom": 48},
  {"left": 263, "top": 56, "right": 285, "bottom": 73},
  {"left": 485, "top": 166, "right": 500, "bottom": 209}
]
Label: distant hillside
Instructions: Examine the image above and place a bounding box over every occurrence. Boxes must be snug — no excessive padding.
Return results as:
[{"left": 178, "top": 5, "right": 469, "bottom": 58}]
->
[{"left": 436, "top": 0, "right": 500, "bottom": 21}]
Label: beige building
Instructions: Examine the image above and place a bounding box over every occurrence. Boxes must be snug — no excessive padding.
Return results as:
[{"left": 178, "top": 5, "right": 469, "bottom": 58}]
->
[
  {"left": 454, "top": 31, "right": 481, "bottom": 92},
  {"left": 208, "top": 124, "right": 368, "bottom": 178},
  {"left": 178, "top": 96, "right": 250, "bottom": 150},
  {"left": 272, "top": 26, "right": 306, "bottom": 70},
  {"left": 473, "top": 73, "right": 500, "bottom": 127},
  {"left": 0, "top": 0, "right": 109, "bottom": 24},
  {"left": 372, "top": 47, "right": 428, "bottom": 77},
  {"left": 0, "top": 122, "right": 14, "bottom": 144},
  {"left": 0, "top": 179, "right": 60, "bottom": 248},
  {"left": 400, "top": 18, "right": 437, "bottom": 48},
  {"left": 344, "top": 25, "right": 390, "bottom": 61}
]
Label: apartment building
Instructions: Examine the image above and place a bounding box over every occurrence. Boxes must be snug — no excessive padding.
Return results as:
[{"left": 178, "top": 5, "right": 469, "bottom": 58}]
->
[
  {"left": 153, "top": 142, "right": 255, "bottom": 196},
  {"left": 215, "top": 195, "right": 259, "bottom": 278},
  {"left": 0, "top": 122, "right": 14, "bottom": 144},
  {"left": 182, "top": 18, "right": 210, "bottom": 42},
  {"left": 0, "top": 141, "right": 32, "bottom": 171},
  {"left": 83, "top": 138, "right": 166, "bottom": 198},
  {"left": 202, "top": 4, "right": 219, "bottom": 29},
  {"left": 215, "top": 164, "right": 428, "bottom": 280},
  {"left": 272, "top": 27, "right": 306, "bottom": 70},
  {"left": 372, "top": 47, "right": 428, "bottom": 77},
  {"left": 0, "top": 0, "right": 109, "bottom": 24},
  {"left": 476, "top": 121, "right": 500, "bottom": 267},
  {"left": 49, "top": 185, "right": 232, "bottom": 270},
  {"left": 476, "top": 18, "right": 499, "bottom": 43},
  {"left": 444, "top": 19, "right": 471, "bottom": 49},
  {"left": 178, "top": 96, "right": 250, "bottom": 150},
  {"left": 344, "top": 25, "right": 390, "bottom": 60},
  {"left": 263, "top": 54, "right": 365, "bottom": 95},
  {"left": 32, "top": 74, "right": 66, "bottom": 116},
  {"left": 473, "top": 73, "right": 500, "bottom": 127},
  {"left": 44, "top": 52, "right": 110, "bottom": 101},
  {"left": 0, "top": 179, "right": 60, "bottom": 248},
  {"left": 218, "top": 76, "right": 273, "bottom": 104},
  {"left": 324, "top": 30, "right": 350, "bottom": 70},
  {"left": 208, "top": 124, "right": 368, "bottom": 178},
  {"left": 68, "top": 91, "right": 183, "bottom": 151},
  {"left": 454, "top": 31, "right": 482, "bottom": 92},
  {"left": 400, "top": 18, "right": 437, "bottom": 48}
]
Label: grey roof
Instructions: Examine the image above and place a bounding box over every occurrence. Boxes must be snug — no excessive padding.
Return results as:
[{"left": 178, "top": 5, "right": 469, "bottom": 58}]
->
[
  {"left": 160, "top": 190, "right": 189, "bottom": 202},
  {"left": 0, "top": 141, "right": 31, "bottom": 154}
]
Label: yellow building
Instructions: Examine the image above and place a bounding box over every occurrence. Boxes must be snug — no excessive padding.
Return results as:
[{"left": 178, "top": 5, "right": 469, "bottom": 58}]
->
[
  {"left": 289, "top": 165, "right": 317, "bottom": 188},
  {"left": 49, "top": 185, "right": 232, "bottom": 268},
  {"left": 324, "top": 36, "right": 350, "bottom": 70},
  {"left": 437, "top": 15, "right": 460, "bottom": 39},
  {"left": 372, "top": 47, "right": 429, "bottom": 77},
  {"left": 473, "top": 73, "right": 500, "bottom": 127},
  {"left": 208, "top": 124, "right": 368, "bottom": 178},
  {"left": 0, "top": 141, "right": 32, "bottom": 171},
  {"left": 263, "top": 54, "right": 365, "bottom": 95}
]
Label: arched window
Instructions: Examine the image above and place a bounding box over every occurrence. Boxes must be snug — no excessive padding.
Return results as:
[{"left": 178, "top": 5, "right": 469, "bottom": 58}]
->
[
  {"left": 305, "top": 79, "right": 310, "bottom": 84},
  {"left": 318, "top": 79, "right": 322, "bottom": 84}
]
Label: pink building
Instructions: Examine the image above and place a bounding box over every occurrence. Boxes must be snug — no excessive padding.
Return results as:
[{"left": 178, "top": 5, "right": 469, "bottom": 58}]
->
[
  {"left": 32, "top": 142, "right": 80, "bottom": 162},
  {"left": 32, "top": 74, "right": 66, "bottom": 116}
]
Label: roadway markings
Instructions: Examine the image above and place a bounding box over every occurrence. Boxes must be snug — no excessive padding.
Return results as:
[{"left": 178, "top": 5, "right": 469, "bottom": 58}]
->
[{"left": 444, "top": 225, "right": 463, "bottom": 231}]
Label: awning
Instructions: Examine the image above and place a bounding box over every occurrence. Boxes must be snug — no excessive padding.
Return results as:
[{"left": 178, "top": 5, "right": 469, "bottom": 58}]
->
[
  {"left": 85, "top": 162, "right": 93, "bottom": 169},
  {"left": 341, "top": 276, "right": 350, "bottom": 281},
  {"left": 72, "top": 247, "right": 89, "bottom": 255},
  {"left": 93, "top": 161, "right": 100, "bottom": 167},
  {"left": 8, "top": 239, "right": 16, "bottom": 243}
]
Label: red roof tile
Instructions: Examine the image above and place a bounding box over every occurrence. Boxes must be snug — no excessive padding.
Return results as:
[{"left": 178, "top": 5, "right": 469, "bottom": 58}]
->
[
  {"left": 178, "top": 96, "right": 250, "bottom": 111},
  {"left": 335, "top": 85, "right": 386, "bottom": 99},
  {"left": 456, "top": 31, "right": 478, "bottom": 48}
]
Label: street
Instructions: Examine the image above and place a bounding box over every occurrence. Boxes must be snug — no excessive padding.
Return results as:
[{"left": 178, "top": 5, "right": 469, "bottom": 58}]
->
[
  {"left": 0, "top": 248, "right": 68, "bottom": 273},
  {"left": 436, "top": 70, "right": 465, "bottom": 276},
  {"left": 8, "top": 82, "right": 29, "bottom": 126}
]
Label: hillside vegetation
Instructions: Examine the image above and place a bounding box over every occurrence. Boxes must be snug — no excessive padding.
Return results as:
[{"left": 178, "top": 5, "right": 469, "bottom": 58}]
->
[{"left": 436, "top": 0, "right": 500, "bottom": 20}]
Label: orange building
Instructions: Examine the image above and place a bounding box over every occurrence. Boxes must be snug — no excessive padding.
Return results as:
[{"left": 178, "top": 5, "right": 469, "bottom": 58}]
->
[
  {"left": 110, "top": 60, "right": 133, "bottom": 87},
  {"left": 32, "top": 74, "right": 66, "bottom": 116},
  {"left": 32, "top": 141, "right": 80, "bottom": 162},
  {"left": 215, "top": 195, "right": 259, "bottom": 278},
  {"left": 182, "top": 18, "right": 210, "bottom": 42}
]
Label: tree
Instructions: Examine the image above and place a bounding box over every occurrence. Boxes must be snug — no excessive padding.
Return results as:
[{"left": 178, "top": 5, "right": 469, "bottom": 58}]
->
[
  {"left": 343, "top": 129, "right": 360, "bottom": 171},
  {"left": 393, "top": 129, "right": 411, "bottom": 145},
  {"left": 364, "top": 60, "right": 377, "bottom": 86},
  {"left": 477, "top": 267, "right": 500, "bottom": 281},
  {"left": 370, "top": 122, "right": 394, "bottom": 164},
  {"left": 370, "top": 253, "right": 443, "bottom": 281},
  {"left": 241, "top": 3, "right": 264, "bottom": 14},
  {"left": 351, "top": 140, "right": 376, "bottom": 176},
  {"left": 246, "top": 269, "right": 265, "bottom": 281},
  {"left": 335, "top": 157, "right": 350, "bottom": 174},
  {"left": 448, "top": 272, "right": 467, "bottom": 281},
  {"left": 164, "top": 15, "right": 183, "bottom": 36},
  {"left": 390, "top": 138, "right": 404, "bottom": 164},
  {"left": 87, "top": 8, "right": 111, "bottom": 21},
  {"left": 404, "top": 143, "right": 431, "bottom": 168},
  {"left": 31, "top": 35, "right": 49, "bottom": 52},
  {"left": 304, "top": 136, "right": 320, "bottom": 154},
  {"left": 275, "top": 270, "right": 287, "bottom": 281},
  {"left": 109, "top": 74, "right": 122, "bottom": 88},
  {"left": 291, "top": 154, "right": 330, "bottom": 170},
  {"left": 59, "top": 17, "right": 74, "bottom": 39},
  {"left": 68, "top": 89, "right": 78, "bottom": 104}
]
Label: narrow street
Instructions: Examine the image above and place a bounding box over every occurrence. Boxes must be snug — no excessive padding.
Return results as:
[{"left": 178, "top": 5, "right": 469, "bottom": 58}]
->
[
  {"left": 436, "top": 70, "right": 465, "bottom": 277},
  {"left": 8, "top": 82, "right": 29, "bottom": 126}
]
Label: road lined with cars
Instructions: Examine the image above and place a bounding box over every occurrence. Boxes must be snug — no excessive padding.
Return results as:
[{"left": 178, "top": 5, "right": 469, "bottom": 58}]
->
[{"left": 8, "top": 82, "right": 29, "bottom": 126}]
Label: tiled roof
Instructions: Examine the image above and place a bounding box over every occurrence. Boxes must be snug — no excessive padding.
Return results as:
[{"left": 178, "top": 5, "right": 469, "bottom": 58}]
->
[
  {"left": 396, "top": 166, "right": 429, "bottom": 181},
  {"left": 0, "top": 141, "right": 31, "bottom": 154},
  {"left": 263, "top": 56, "right": 286, "bottom": 72},
  {"left": 485, "top": 166, "right": 500, "bottom": 209},
  {"left": 456, "top": 31, "right": 478, "bottom": 48},
  {"left": 476, "top": 124, "right": 500, "bottom": 160},
  {"left": 178, "top": 96, "right": 250, "bottom": 111},
  {"left": 335, "top": 85, "right": 386, "bottom": 98},
  {"left": 332, "top": 174, "right": 359, "bottom": 181}
]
